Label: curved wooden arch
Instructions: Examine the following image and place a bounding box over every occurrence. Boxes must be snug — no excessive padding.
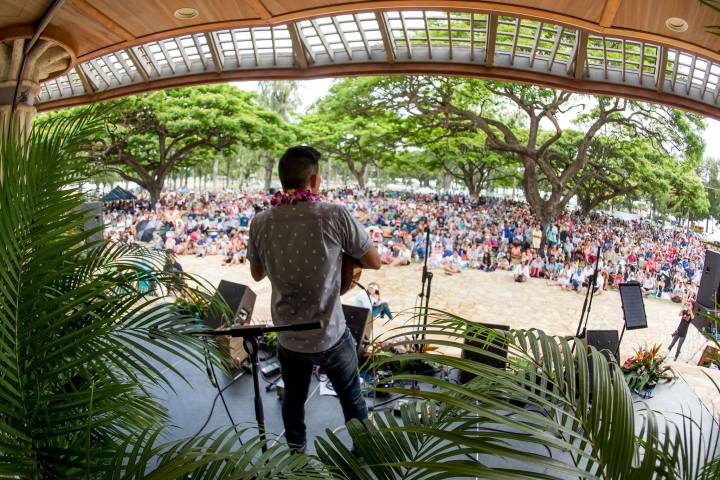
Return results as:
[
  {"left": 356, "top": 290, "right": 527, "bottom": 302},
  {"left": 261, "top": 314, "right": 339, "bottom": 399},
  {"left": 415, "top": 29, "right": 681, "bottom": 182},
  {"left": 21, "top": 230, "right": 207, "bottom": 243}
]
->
[
  {"left": 0, "top": 23, "right": 78, "bottom": 79},
  {"left": 71, "top": 1, "right": 720, "bottom": 64},
  {"left": 38, "top": 61, "right": 720, "bottom": 120}
]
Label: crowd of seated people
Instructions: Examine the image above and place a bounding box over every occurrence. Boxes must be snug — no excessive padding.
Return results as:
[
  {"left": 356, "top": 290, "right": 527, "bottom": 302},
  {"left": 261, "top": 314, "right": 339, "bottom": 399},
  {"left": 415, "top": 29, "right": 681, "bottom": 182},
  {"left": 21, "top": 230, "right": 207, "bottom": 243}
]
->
[{"left": 103, "top": 188, "right": 706, "bottom": 305}]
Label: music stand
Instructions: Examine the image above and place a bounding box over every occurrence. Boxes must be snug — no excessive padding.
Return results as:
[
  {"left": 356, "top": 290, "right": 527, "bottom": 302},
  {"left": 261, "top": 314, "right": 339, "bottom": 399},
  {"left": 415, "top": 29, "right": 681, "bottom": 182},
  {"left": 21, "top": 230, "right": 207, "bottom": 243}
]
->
[
  {"left": 191, "top": 321, "right": 321, "bottom": 451},
  {"left": 617, "top": 282, "right": 648, "bottom": 358}
]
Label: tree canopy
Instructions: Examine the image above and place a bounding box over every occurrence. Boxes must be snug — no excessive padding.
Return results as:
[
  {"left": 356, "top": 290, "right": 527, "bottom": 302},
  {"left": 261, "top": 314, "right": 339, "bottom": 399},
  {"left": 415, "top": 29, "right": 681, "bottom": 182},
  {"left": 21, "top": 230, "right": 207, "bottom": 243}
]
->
[
  {"left": 301, "top": 80, "right": 401, "bottom": 189},
  {"left": 302, "top": 76, "right": 709, "bottom": 239},
  {"left": 39, "top": 84, "right": 290, "bottom": 202}
]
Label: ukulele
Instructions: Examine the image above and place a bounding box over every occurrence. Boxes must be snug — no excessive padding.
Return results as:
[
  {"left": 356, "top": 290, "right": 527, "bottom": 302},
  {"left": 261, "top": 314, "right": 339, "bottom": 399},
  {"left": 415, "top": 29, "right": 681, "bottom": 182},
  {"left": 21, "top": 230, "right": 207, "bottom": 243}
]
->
[{"left": 340, "top": 253, "right": 362, "bottom": 295}]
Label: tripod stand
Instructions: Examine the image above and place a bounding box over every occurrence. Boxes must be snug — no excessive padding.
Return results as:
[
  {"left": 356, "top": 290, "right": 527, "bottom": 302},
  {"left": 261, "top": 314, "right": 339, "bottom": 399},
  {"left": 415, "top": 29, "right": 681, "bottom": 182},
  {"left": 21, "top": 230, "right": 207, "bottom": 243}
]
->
[
  {"left": 574, "top": 243, "right": 602, "bottom": 343},
  {"left": 191, "top": 321, "right": 321, "bottom": 451},
  {"left": 416, "top": 225, "right": 433, "bottom": 353}
]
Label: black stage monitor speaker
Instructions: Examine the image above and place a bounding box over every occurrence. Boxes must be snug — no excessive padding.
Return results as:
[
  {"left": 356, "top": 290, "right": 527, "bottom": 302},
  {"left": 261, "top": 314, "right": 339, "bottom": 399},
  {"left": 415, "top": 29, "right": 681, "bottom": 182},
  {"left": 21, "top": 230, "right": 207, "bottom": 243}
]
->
[
  {"left": 618, "top": 282, "right": 648, "bottom": 330},
  {"left": 697, "top": 249, "right": 720, "bottom": 309},
  {"left": 460, "top": 323, "right": 510, "bottom": 384},
  {"left": 693, "top": 303, "right": 718, "bottom": 333},
  {"left": 586, "top": 330, "right": 620, "bottom": 361},
  {"left": 342, "top": 304, "right": 373, "bottom": 354},
  {"left": 205, "top": 280, "right": 256, "bottom": 329}
]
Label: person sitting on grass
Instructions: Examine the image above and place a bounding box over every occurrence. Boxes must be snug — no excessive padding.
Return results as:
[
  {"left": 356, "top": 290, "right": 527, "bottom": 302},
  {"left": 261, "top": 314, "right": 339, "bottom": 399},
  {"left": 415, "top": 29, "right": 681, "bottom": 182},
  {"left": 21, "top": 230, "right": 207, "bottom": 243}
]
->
[
  {"left": 391, "top": 242, "right": 412, "bottom": 266},
  {"left": 641, "top": 273, "right": 656, "bottom": 297},
  {"left": 571, "top": 264, "right": 586, "bottom": 291},
  {"left": 513, "top": 259, "right": 530, "bottom": 283},
  {"left": 479, "top": 251, "right": 496, "bottom": 272},
  {"left": 530, "top": 254, "right": 544, "bottom": 278},
  {"left": 368, "top": 282, "right": 393, "bottom": 320},
  {"left": 443, "top": 251, "right": 463, "bottom": 275},
  {"left": 558, "top": 262, "right": 573, "bottom": 290},
  {"left": 496, "top": 245, "right": 511, "bottom": 271}
]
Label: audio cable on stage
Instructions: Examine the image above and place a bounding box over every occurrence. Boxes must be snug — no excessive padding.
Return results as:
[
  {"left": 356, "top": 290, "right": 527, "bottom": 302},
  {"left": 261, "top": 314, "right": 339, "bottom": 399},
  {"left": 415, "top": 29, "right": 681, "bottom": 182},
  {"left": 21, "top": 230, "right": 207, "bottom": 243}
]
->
[{"left": 194, "top": 337, "right": 244, "bottom": 445}]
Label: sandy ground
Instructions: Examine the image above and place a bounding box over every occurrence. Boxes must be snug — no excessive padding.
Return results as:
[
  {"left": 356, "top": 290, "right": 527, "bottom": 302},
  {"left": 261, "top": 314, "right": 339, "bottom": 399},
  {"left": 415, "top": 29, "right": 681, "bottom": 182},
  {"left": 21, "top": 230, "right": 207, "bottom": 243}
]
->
[{"left": 180, "top": 255, "right": 720, "bottom": 416}]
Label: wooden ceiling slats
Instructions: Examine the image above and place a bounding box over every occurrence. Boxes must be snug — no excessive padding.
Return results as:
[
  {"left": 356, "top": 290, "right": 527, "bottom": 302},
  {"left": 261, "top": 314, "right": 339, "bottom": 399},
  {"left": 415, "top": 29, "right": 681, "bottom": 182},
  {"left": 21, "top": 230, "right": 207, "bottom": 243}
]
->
[{"left": 25, "top": 5, "right": 720, "bottom": 119}]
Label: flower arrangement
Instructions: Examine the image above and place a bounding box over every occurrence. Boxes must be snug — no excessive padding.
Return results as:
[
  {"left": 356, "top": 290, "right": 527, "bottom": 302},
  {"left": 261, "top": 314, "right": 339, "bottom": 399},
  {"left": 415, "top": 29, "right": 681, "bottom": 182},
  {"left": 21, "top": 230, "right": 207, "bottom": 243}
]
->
[
  {"left": 622, "top": 344, "right": 675, "bottom": 396},
  {"left": 175, "top": 291, "right": 209, "bottom": 321}
]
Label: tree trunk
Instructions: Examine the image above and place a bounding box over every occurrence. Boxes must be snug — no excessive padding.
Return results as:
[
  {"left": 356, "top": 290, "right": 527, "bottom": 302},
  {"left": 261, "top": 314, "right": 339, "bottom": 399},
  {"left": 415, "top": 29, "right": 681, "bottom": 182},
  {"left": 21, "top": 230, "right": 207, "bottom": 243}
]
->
[
  {"left": 264, "top": 154, "right": 274, "bottom": 191},
  {"left": 442, "top": 172, "right": 451, "bottom": 191},
  {"left": 356, "top": 170, "right": 366, "bottom": 189},
  {"left": 225, "top": 157, "right": 232, "bottom": 189},
  {"left": 147, "top": 180, "right": 163, "bottom": 207},
  {"left": 212, "top": 157, "right": 220, "bottom": 191}
]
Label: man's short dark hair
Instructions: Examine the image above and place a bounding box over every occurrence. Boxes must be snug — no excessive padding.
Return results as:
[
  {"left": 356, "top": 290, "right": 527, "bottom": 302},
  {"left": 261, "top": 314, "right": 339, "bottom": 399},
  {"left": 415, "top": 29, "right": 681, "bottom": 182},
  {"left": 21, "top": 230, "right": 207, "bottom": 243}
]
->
[{"left": 278, "top": 146, "right": 321, "bottom": 190}]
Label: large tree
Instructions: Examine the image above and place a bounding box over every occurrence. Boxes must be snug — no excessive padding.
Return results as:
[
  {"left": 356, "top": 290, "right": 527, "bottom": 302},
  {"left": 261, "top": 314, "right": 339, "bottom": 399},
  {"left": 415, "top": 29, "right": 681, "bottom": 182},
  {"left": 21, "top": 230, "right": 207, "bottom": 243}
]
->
[
  {"left": 699, "top": 157, "right": 720, "bottom": 223},
  {"left": 414, "top": 127, "right": 517, "bottom": 197},
  {"left": 358, "top": 76, "right": 704, "bottom": 244},
  {"left": 301, "top": 80, "right": 400, "bottom": 189},
  {"left": 257, "top": 81, "right": 300, "bottom": 190},
  {"left": 77, "top": 85, "right": 286, "bottom": 203}
]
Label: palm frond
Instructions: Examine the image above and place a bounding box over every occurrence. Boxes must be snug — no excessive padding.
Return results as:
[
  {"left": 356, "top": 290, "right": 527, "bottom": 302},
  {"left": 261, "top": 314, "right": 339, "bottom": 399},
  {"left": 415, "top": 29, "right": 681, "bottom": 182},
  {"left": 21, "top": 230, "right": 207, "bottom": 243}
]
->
[
  {"left": 114, "top": 427, "right": 327, "bottom": 480},
  {"left": 0, "top": 108, "right": 232, "bottom": 477},
  {"left": 317, "top": 309, "right": 680, "bottom": 479}
]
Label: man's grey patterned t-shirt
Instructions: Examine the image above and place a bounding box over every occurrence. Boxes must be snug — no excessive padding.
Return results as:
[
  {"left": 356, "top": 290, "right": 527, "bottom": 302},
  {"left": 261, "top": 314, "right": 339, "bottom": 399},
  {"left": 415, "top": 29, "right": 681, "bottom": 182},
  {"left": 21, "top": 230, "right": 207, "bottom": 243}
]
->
[{"left": 247, "top": 201, "right": 371, "bottom": 353}]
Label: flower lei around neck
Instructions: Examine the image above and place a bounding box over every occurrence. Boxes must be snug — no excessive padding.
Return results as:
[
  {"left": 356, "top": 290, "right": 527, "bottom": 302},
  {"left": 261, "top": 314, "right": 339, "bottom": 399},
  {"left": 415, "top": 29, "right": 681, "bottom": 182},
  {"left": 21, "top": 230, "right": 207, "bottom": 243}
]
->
[{"left": 270, "top": 188, "right": 321, "bottom": 207}]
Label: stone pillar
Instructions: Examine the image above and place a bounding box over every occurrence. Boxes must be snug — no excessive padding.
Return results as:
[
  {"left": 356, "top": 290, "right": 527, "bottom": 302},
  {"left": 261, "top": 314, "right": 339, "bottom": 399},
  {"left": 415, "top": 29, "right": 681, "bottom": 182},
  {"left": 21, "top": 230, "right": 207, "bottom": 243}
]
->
[{"left": 0, "top": 38, "right": 72, "bottom": 139}]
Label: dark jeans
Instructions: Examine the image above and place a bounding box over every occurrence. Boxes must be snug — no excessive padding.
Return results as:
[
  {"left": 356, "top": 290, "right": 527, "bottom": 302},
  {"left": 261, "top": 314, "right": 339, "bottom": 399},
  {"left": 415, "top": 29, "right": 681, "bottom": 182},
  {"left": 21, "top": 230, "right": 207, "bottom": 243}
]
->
[
  {"left": 373, "top": 302, "right": 392, "bottom": 320},
  {"left": 277, "top": 328, "right": 367, "bottom": 447},
  {"left": 668, "top": 334, "right": 686, "bottom": 361}
]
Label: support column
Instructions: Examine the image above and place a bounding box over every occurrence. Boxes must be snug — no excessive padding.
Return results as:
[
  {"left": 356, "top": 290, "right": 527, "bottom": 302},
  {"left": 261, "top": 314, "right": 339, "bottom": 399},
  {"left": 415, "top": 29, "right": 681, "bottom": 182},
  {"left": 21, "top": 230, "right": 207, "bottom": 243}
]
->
[{"left": 0, "top": 37, "right": 72, "bottom": 138}]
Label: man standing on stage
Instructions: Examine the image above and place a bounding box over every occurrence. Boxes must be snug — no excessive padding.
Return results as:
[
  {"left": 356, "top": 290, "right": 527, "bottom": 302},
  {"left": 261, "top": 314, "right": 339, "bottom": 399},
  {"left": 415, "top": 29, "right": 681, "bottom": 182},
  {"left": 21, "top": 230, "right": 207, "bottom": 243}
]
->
[{"left": 247, "top": 145, "right": 381, "bottom": 451}]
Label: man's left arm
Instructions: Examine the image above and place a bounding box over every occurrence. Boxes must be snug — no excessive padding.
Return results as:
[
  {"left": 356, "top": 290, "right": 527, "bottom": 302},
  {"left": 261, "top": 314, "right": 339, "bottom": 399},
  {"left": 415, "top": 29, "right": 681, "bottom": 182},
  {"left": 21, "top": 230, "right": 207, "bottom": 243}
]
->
[{"left": 247, "top": 222, "right": 266, "bottom": 281}]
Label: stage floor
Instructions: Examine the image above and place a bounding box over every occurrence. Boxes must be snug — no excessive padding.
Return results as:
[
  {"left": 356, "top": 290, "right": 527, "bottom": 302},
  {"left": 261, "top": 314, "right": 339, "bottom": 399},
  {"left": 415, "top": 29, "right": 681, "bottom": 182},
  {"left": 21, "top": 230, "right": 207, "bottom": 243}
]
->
[
  {"left": 179, "top": 255, "right": 720, "bottom": 417},
  {"left": 144, "top": 337, "right": 719, "bottom": 477},
  {"left": 147, "top": 341, "right": 354, "bottom": 453}
]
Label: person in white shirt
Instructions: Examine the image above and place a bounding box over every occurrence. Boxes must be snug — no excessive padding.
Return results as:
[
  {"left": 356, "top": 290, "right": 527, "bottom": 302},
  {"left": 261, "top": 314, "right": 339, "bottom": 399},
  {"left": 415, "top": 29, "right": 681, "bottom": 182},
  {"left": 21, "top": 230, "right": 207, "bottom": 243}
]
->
[
  {"left": 513, "top": 260, "right": 530, "bottom": 282},
  {"left": 558, "top": 263, "right": 573, "bottom": 290},
  {"left": 391, "top": 243, "right": 412, "bottom": 266},
  {"left": 593, "top": 270, "right": 606, "bottom": 295}
]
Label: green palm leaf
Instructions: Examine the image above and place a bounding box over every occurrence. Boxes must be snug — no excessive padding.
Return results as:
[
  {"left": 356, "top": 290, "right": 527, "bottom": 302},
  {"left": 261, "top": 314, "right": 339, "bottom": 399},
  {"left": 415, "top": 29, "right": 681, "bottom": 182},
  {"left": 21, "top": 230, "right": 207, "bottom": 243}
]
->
[
  {"left": 0, "top": 111, "right": 234, "bottom": 478},
  {"left": 317, "top": 310, "right": 683, "bottom": 479}
]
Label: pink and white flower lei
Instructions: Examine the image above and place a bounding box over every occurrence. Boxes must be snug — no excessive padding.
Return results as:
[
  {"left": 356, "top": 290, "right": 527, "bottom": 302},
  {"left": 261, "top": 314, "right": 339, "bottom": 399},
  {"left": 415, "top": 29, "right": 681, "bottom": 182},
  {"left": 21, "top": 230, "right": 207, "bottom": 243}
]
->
[{"left": 270, "top": 188, "right": 321, "bottom": 207}]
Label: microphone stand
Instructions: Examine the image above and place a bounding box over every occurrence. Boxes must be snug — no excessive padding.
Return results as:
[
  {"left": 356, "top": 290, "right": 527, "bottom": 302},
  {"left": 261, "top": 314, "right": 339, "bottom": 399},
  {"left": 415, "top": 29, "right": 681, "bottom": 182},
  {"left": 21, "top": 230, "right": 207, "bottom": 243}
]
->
[
  {"left": 416, "top": 225, "right": 433, "bottom": 353},
  {"left": 191, "top": 321, "right": 321, "bottom": 452},
  {"left": 575, "top": 243, "right": 603, "bottom": 341}
]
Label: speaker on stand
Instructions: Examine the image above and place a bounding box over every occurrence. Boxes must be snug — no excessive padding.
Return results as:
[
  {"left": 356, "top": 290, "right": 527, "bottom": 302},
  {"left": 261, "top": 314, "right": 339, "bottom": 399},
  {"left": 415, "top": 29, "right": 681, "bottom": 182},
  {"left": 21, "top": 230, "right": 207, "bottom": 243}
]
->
[
  {"left": 697, "top": 249, "right": 720, "bottom": 309},
  {"left": 694, "top": 249, "right": 720, "bottom": 337},
  {"left": 585, "top": 330, "right": 621, "bottom": 361},
  {"left": 205, "top": 280, "right": 257, "bottom": 367}
]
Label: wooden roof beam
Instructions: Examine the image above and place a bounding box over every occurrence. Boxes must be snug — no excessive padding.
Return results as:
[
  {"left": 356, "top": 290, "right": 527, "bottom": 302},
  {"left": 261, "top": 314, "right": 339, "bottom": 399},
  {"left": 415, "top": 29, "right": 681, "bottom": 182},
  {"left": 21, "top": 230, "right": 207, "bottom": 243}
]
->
[
  {"left": 288, "top": 22, "right": 310, "bottom": 69},
  {"left": 375, "top": 12, "right": 395, "bottom": 62},
  {"left": 69, "top": 0, "right": 134, "bottom": 41},
  {"left": 599, "top": 0, "right": 622, "bottom": 28},
  {"left": 574, "top": 30, "right": 588, "bottom": 80},
  {"left": 125, "top": 47, "right": 149, "bottom": 81},
  {"left": 204, "top": 32, "right": 223, "bottom": 73},
  {"left": 485, "top": 14, "right": 497, "bottom": 67},
  {"left": 74, "top": 65, "right": 94, "bottom": 94}
]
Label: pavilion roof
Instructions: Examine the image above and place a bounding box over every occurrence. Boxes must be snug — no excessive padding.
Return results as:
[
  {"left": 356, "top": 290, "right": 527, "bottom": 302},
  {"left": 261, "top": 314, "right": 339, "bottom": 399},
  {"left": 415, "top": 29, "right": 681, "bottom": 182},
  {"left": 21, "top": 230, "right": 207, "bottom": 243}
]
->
[{"left": 5, "top": 1, "right": 720, "bottom": 118}]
